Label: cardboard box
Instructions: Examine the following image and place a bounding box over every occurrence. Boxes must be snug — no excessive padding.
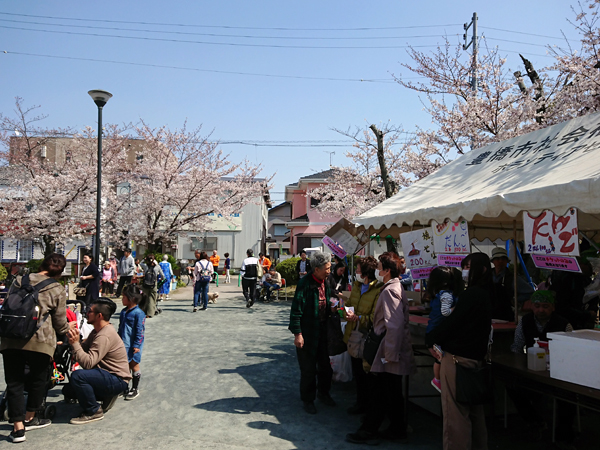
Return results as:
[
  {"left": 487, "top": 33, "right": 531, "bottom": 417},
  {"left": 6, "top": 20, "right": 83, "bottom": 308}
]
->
[{"left": 547, "top": 330, "right": 600, "bottom": 390}]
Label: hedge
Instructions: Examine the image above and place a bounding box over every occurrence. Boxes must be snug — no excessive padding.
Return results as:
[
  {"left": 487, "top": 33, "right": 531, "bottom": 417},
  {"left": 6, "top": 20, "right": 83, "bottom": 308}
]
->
[{"left": 276, "top": 257, "right": 300, "bottom": 286}]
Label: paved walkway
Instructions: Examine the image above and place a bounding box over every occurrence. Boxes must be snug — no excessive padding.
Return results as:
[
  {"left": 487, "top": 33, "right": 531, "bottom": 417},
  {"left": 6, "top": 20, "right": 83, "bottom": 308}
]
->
[{"left": 0, "top": 282, "right": 598, "bottom": 448}]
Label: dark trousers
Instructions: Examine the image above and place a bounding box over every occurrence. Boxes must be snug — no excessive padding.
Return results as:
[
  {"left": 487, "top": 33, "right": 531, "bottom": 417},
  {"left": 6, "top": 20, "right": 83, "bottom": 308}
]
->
[
  {"left": 361, "top": 372, "right": 405, "bottom": 434},
  {"left": 2, "top": 350, "right": 51, "bottom": 422},
  {"left": 64, "top": 368, "right": 128, "bottom": 415},
  {"left": 101, "top": 280, "right": 114, "bottom": 295},
  {"left": 351, "top": 356, "right": 369, "bottom": 408},
  {"left": 295, "top": 323, "right": 332, "bottom": 403},
  {"left": 115, "top": 276, "right": 133, "bottom": 297},
  {"left": 242, "top": 278, "right": 257, "bottom": 301}
]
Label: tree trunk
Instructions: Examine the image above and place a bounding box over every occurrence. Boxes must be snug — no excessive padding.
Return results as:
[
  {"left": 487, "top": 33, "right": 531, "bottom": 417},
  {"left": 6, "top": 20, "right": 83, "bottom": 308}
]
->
[
  {"left": 42, "top": 235, "right": 56, "bottom": 259},
  {"left": 369, "top": 124, "right": 396, "bottom": 252}
]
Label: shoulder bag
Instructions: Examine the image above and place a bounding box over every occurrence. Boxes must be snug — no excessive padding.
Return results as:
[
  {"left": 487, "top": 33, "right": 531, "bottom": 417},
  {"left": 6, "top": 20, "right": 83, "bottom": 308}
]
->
[
  {"left": 347, "top": 320, "right": 366, "bottom": 359},
  {"left": 327, "top": 312, "right": 347, "bottom": 356},
  {"left": 363, "top": 327, "right": 387, "bottom": 366},
  {"left": 454, "top": 325, "right": 494, "bottom": 405}
]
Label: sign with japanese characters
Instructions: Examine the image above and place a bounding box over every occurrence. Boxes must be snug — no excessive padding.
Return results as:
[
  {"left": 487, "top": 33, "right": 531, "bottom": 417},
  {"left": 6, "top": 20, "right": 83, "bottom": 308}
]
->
[
  {"left": 432, "top": 220, "right": 470, "bottom": 254},
  {"left": 400, "top": 228, "right": 436, "bottom": 270},
  {"left": 523, "top": 209, "right": 579, "bottom": 256},
  {"left": 411, "top": 266, "right": 435, "bottom": 280},
  {"left": 322, "top": 236, "right": 347, "bottom": 259},
  {"left": 1, "top": 239, "right": 18, "bottom": 262},
  {"left": 531, "top": 254, "right": 581, "bottom": 273},
  {"left": 437, "top": 254, "right": 467, "bottom": 268}
]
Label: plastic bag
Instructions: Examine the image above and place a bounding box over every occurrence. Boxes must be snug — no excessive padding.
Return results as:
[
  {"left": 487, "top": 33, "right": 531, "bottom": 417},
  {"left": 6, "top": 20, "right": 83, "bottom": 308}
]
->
[{"left": 330, "top": 351, "right": 352, "bottom": 383}]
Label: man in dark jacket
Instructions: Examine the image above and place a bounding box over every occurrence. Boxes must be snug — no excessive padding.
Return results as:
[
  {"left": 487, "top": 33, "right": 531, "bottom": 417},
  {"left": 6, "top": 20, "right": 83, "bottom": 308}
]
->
[
  {"left": 295, "top": 251, "right": 311, "bottom": 280},
  {"left": 289, "top": 251, "right": 333, "bottom": 415}
]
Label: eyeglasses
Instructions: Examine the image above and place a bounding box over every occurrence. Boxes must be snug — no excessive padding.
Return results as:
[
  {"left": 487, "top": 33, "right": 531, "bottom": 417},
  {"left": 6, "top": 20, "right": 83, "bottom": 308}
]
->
[{"left": 87, "top": 309, "right": 96, "bottom": 316}]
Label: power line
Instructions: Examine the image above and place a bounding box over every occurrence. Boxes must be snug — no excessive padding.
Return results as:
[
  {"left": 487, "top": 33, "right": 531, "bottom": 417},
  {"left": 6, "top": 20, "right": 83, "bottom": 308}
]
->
[
  {"left": 0, "top": 25, "right": 449, "bottom": 49},
  {"left": 0, "top": 18, "right": 460, "bottom": 41},
  {"left": 480, "top": 26, "right": 576, "bottom": 41},
  {"left": 0, "top": 12, "right": 461, "bottom": 31},
  {"left": 484, "top": 36, "right": 553, "bottom": 48},
  {"left": 1, "top": 51, "right": 402, "bottom": 83}
]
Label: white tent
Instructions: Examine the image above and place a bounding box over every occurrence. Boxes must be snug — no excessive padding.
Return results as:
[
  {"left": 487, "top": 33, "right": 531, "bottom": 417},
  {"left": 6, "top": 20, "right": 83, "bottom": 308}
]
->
[{"left": 354, "top": 112, "right": 600, "bottom": 242}]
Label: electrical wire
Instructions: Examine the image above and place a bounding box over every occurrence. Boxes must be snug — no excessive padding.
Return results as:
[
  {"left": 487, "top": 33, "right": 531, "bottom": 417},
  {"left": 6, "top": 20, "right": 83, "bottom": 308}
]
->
[
  {"left": 0, "top": 18, "right": 460, "bottom": 41},
  {"left": 480, "top": 26, "right": 576, "bottom": 41},
  {"left": 1, "top": 51, "right": 403, "bottom": 83},
  {"left": 0, "top": 12, "right": 461, "bottom": 31},
  {"left": 0, "top": 25, "right": 448, "bottom": 49}
]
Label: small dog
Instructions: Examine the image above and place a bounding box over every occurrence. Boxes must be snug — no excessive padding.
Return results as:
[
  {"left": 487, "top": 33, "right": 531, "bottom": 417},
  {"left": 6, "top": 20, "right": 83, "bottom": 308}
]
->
[{"left": 208, "top": 292, "right": 219, "bottom": 304}]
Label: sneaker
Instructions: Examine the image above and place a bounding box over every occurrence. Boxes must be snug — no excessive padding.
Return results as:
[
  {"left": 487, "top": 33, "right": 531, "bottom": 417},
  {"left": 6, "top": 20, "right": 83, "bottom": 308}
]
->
[
  {"left": 69, "top": 407, "right": 104, "bottom": 425},
  {"left": 125, "top": 388, "right": 139, "bottom": 401},
  {"left": 317, "top": 392, "right": 336, "bottom": 407},
  {"left": 345, "top": 430, "right": 380, "bottom": 445},
  {"left": 303, "top": 402, "right": 317, "bottom": 415},
  {"left": 102, "top": 395, "right": 119, "bottom": 413},
  {"left": 246, "top": 299, "right": 254, "bottom": 308},
  {"left": 24, "top": 417, "right": 51, "bottom": 431},
  {"left": 193, "top": 307, "right": 197, "bottom": 312},
  {"left": 9, "top": 429, "right": 26, "bottom": 443},
  {"left": 431, "top": 378, "right": 442, "bottom": 393}
]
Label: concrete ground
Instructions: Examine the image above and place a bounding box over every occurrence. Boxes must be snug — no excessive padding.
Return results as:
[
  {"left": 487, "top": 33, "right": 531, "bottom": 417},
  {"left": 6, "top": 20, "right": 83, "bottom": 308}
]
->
[{"left": 0, "top": 282, "right": 598, "bottom": 449}]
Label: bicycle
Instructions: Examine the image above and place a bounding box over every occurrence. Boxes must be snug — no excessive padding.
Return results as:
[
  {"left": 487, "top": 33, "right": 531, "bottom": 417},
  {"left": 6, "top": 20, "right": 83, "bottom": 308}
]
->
[{"left": 178, "top": 261, "right": 192, "bottom": 287}]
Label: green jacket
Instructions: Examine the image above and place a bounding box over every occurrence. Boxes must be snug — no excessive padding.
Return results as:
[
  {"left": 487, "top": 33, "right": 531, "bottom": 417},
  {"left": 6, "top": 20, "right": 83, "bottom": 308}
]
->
[
  {"left": 343, "top": 280, "right": 382, "bottom": 343},
  {"left": 289, "top": 272, "right": 332, "bottom": 356}
]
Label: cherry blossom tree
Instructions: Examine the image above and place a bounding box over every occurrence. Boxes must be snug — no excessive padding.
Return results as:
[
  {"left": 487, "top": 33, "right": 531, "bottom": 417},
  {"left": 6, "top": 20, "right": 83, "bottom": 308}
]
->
[
  {"left": 0, "top": 98, "right": 130, "bottom": 258},
  {"left": 113, "top": 121, "right": 270, "bottom": 252}
]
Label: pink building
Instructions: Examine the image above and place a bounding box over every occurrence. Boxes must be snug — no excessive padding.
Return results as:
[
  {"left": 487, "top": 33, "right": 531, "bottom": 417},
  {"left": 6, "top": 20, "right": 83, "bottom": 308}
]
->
[{"left": 285, "top": 169, "right": 340, "bottom": 255}]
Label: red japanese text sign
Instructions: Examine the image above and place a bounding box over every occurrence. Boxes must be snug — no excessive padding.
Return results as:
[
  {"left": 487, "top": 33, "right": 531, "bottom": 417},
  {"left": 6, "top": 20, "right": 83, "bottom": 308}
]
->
[{"left": 523, "top": 209, "right": 579, "bottom": 256}]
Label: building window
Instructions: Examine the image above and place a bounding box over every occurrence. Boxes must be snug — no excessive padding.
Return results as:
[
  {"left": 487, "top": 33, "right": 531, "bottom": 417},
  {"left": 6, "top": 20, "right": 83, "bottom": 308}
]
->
[
  {"left": 191, "top": 237, "right": 218, "bottom": 251},
  {"left": 273, "top": 225, "right": 288, "bottom": 236},
  {"left": 310, "top": 197, "right": 320, "bottom": 207},
  {"left": 18, "top": 240, "right": 33, "bottom": 261}
]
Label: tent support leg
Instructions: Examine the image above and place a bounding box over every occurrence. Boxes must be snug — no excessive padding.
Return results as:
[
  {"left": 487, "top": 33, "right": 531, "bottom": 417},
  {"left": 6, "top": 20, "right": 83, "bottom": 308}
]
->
[{"left": 513, "top": 221, "right": 518, "bottom": 324}]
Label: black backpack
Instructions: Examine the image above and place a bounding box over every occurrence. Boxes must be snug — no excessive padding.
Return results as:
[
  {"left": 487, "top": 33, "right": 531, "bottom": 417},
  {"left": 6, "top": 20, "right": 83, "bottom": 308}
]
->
[
  {"left": 0, "top": 274, "right": 57, "bottom": 340},
  {"left": 143, "top": 266, "right": 157, "bottom": 287}
]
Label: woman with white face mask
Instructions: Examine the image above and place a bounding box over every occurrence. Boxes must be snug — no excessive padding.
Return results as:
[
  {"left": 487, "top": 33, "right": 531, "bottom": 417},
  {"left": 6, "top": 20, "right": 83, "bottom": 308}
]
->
[
  {"left": 346, "top": 252, "right": 416, "bottom": 445},
  {"left": 343, "top": 256, "right": 382, "bottom": 415}
]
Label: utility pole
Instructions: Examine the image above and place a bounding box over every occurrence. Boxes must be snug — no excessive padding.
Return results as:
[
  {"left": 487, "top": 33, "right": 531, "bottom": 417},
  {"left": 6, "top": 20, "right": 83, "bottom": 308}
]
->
[{"left": 462, "top": 12, "right": 478, "bottom": 93}]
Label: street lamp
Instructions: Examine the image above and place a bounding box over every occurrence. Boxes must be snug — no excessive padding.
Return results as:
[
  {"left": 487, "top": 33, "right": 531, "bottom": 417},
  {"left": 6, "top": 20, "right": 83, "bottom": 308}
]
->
[{"left": 88, "top": 89, "right": 113, "bottom": 267}]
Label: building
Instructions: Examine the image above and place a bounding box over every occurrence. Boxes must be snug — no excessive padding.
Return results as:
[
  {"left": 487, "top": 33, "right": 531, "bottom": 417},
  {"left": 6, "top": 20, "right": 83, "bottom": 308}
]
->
[
  {"left": 265, "top": 201, "right": 292, "bottom": 261},
  {"left": 285, "top": 169, "right": 340, "bottom": 255}
]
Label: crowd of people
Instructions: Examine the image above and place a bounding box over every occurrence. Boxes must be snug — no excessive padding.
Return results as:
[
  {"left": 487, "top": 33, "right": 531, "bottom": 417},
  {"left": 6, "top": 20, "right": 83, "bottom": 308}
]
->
[{"left": 288, "top": 248, "right": 599, "bottom": 449}]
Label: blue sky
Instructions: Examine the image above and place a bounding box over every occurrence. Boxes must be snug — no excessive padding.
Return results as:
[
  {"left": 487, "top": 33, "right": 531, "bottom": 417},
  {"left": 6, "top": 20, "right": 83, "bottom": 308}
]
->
[{"left": 0, "top": 0, "right": 581, "bottom": 204}]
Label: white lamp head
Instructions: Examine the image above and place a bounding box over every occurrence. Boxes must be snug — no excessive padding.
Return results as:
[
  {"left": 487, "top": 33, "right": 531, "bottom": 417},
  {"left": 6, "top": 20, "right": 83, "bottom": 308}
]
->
[{"left": 88, "top": 90, "right": 113, "bottom": 107}]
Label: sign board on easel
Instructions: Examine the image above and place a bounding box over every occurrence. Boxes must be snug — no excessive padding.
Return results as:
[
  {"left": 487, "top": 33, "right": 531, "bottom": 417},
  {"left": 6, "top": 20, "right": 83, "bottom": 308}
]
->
[
  {"left": 523, "top": 209, "right": 579, "bottom": 256},
  {"left": 400, "top": 228, "right": 436, "bottom": 278}
]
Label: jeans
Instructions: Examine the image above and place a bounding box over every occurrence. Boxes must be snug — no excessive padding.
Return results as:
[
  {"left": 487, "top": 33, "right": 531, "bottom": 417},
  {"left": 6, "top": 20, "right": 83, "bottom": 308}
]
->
[
  {"left": 65, "top": 368, "right": 128, "bottom": 415},
  {"left": 262, "top": 282, "right": 279, "bottom": 300},
  {"left": 2, "top": 350, "right": 51, "bottom": 422},
  {"left": 115, "top": 276, "right": 132, "bottom": 296},
  {"left": 193, "top": 280, "right": 209, "bottom": 308},
  {"left": 242, "top": 278, "right": 257, "bottom": 302}
]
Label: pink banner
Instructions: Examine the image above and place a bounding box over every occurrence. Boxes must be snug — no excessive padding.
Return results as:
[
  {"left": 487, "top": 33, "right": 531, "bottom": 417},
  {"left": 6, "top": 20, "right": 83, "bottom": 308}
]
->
[
  {"left": 411, "top": 266, "right": 435, "bottom": 280},
  {"left": 437, "top": 254, "right": 467, "bottom": 267},
  {"left": 322, "top": 236, "right": 347, "bottom": 259},
  {"left": 531, "top": 254, "right": 581, "bottom": 273}
]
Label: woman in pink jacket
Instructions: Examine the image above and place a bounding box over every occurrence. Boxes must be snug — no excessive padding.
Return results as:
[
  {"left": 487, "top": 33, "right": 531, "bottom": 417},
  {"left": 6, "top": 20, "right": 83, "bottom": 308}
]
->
[{"left": 346, "top": 252, "right": 416, "bottom": 445}]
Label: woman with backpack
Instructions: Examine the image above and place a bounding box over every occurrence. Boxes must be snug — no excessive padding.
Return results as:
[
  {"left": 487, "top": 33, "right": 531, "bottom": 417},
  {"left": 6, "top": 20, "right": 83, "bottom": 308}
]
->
[
  {"left": 139, "top": 255, "right": 164, "bottom": 319},
  {"left": 193, "top": 251, "right": 213, "bottom": 312},
  {"left": 0, "top": 253, "right": 73, "bottom": 443}
]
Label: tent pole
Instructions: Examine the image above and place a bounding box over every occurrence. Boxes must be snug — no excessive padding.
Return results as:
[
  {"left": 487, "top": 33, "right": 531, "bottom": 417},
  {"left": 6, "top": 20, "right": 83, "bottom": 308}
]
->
[{"left": 513, "top": 220, "right": 518, "bottom": 323}]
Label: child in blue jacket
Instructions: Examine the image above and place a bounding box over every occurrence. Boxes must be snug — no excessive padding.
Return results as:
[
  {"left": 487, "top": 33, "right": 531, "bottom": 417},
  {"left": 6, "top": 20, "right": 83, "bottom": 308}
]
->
[{"left": 118, "top": 285, "right": 145, "bottom": 400}]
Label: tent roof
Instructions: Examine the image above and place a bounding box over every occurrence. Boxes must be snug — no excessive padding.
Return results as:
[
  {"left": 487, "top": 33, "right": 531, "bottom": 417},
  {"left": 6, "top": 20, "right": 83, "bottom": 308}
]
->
[{"left": 354, "top": 112, "right": 600, "bottom": 241}]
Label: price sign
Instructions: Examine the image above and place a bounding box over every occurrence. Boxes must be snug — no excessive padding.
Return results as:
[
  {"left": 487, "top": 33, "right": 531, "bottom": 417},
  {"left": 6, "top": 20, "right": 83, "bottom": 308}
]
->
[
  {"left": 523, "top": 209, "right": 579, "bottom": 256},
  {"left": 400, "top": 228, "right": 436, "bottom": 270},
  {"left": 432, "top": 220, "right": 470, "bottom": 254}
]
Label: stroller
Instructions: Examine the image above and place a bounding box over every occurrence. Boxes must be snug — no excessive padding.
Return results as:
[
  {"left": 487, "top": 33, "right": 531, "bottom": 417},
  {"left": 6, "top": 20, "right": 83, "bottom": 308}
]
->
[{"left": 0, "top": 299, "right": 87, "bottom": 422}]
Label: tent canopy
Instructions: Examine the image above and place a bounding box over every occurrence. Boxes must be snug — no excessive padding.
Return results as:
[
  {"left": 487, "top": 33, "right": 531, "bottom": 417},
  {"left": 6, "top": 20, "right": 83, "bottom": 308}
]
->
[{"left": 354, "top": 113, "right": 600, "bottom": 242}]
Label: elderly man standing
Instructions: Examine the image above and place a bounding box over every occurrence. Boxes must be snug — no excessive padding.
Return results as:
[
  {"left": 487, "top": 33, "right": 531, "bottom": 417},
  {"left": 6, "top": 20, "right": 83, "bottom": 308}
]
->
[
  {"left": 490, "top": 247, "right": 534, "bottom": 321},
  {"left": 115, "top": 248, "right": 135, "bottom": 298},
  {"left": 289, "top": 251, "right": 334, "bottom": 415}
]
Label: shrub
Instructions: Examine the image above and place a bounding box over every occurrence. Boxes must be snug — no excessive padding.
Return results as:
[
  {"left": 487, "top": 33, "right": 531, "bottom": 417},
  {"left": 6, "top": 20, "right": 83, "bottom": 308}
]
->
[
  {"left": 0, "top": 264, "right": 7, "bottom": 282},
  {"left": 143, "top": 251, "right": 180, "bottom": 272},
  {"left": 25, "top": 259, "right": 43, "bottom": 273},
  {"left": 277, "top": 257, "right": 300, "bottom": 285}
]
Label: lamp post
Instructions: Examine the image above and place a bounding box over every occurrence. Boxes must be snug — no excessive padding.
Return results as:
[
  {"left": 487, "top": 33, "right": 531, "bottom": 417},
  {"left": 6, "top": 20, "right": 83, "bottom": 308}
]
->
[{"left": 88, "top": 90, "right": 113, "bottom": 267}]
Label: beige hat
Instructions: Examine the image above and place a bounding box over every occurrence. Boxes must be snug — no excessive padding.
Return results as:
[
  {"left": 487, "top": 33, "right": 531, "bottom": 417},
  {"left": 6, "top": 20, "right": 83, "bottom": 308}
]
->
[{"left": 491, "top": 247, "right": 508, "bottom": 261}]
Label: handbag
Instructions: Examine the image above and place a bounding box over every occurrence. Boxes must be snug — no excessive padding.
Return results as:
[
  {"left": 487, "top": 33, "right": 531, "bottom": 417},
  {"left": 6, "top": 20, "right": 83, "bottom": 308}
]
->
[
  {"left": 347, "top": 321, "right": 366, "bottom": 359},
  {"left": 327, "top": 313, "right": 347, "bottom": 356},
  {"left": 362, "top": 327, "right": 386, "bottom": 366},
  {"left": 454, "top": 356, "right": 493, "bottom": 405},
  {"left": 73, "top": 285, "right": 87, "bottom": 297}
]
